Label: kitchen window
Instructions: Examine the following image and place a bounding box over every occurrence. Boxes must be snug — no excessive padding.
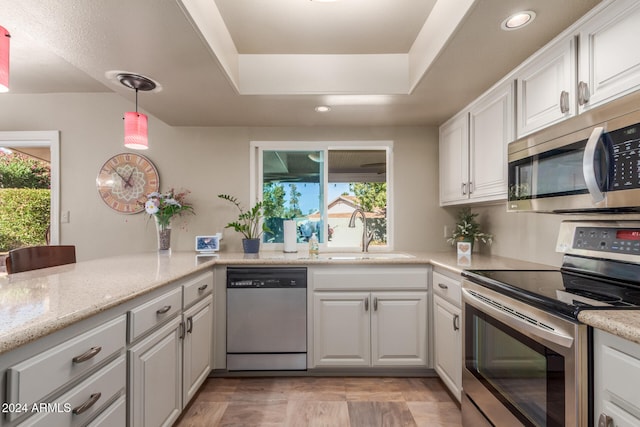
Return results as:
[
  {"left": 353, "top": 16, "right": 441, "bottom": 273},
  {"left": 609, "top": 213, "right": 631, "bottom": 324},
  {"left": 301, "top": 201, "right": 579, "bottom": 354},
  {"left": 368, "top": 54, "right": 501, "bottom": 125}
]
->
[{"left": 250, "top": 141, "right": 393, "bottom": 251}]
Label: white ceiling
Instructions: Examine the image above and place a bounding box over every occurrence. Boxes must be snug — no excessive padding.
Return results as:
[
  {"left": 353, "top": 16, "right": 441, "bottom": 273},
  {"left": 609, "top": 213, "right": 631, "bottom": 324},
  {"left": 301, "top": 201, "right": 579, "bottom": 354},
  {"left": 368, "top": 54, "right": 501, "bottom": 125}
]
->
[{"left": 0, "top": 0, "right": 601, "bottom": 127}]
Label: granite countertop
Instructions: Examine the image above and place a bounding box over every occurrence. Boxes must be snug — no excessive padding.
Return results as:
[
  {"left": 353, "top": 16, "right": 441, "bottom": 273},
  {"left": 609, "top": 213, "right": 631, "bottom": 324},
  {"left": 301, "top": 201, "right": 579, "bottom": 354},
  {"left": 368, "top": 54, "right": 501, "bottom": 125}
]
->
[
  {"left": 2, "top": 248, "right": 625, "bottom": 357},
  {"left": 578, "top": 310, "right": 640, "bottom": 345}
]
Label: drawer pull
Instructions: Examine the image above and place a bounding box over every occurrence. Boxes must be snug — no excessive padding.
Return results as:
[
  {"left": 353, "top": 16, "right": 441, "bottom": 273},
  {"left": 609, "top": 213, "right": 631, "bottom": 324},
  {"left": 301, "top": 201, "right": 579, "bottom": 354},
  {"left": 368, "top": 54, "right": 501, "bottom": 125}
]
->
[
  {"left": 72, "top": 392, "right": 101, "bottom": 415},
  {"left": 156, "top": 305, "right": 172, "bottom": 315},
  {"left": 72, "top": 346, "right": 102, "bottom": 364},
  {"left": 198, "top": 284, "right": 209, "bottom": 292},
  {"left": 438, "top": 283, "right": 448, "bottom": 290}
]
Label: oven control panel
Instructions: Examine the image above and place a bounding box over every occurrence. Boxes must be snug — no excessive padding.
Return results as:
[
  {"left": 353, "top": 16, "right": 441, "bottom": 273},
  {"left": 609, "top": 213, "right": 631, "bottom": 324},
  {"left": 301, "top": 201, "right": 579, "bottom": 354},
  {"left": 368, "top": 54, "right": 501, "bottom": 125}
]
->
[{"left": 574, "top": 226, "right": 640, "bottom": 254}]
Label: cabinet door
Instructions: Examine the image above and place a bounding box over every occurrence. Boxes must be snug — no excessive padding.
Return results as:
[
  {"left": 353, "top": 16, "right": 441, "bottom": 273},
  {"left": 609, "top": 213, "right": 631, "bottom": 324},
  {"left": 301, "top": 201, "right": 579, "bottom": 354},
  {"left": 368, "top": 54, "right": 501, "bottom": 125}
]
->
[
  {"left": 517, "top": 37, "right": 576, "bottom": 137},
  {"left": 468, "top": 80, "right": 514, "bottom": 202},
  {"left": 313, "top": 292, "right": 370, "bottom": 367},
  {"left": 129, "top": 316, "right": 183, "bottom": 427},
  {"left": 183, "top": 295, "right": 213, "bottom": 406},
  {"left": 433, "top": 294, "right": 461, "bottom": 401},
  {"left": 439, "top": 112, "right": 470, "bottom": 205},
  {"left": 593, "top": 329, "right": 640, "bottom": 426},
  {"left": 578, "top": 0, "right": 640, "bottom": 112},
  {"left": 371, "top": 292, "right": 427, "bottom": 367}
]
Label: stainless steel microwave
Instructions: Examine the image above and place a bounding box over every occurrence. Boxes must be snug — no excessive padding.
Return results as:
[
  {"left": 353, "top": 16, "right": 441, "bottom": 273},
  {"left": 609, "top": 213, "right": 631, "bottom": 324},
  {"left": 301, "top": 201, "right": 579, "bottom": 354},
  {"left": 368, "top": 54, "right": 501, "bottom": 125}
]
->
[{"left": 508, "top": 91, "right": 640, "bottom": 213}]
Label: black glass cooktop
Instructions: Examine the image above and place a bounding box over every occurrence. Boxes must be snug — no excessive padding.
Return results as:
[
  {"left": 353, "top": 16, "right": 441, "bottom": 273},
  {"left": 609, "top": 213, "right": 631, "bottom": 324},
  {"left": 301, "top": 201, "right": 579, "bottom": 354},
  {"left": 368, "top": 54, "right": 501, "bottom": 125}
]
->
[{"left": 462, "top": 269, "right": 640, "bottom": 319}]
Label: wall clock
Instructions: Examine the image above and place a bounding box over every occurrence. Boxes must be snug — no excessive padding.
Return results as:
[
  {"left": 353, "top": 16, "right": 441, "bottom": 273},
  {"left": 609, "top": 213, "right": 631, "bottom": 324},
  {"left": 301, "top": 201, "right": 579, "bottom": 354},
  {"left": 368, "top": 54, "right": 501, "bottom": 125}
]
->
[{"left": 96, "top": 152, "right": 160, "bottom": 214}]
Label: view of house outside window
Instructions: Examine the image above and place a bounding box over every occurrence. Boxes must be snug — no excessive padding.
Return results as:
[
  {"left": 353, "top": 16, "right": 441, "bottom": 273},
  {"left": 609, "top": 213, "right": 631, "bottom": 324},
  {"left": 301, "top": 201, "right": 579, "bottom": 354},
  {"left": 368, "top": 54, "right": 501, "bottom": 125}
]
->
[{"left": 255, "top": 143, "right": 390, "bottom": 251}]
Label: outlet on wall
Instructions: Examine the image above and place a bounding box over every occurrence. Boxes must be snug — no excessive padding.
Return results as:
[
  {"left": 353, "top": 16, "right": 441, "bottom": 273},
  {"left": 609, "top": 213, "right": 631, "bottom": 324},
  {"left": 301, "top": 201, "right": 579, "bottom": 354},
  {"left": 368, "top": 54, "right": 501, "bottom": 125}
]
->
[
  {"left": 61, "top": 210, "right": 70, "bottom": 223},
  {"left": 444, "top": 225, "right": 448, "bottom": 238}
]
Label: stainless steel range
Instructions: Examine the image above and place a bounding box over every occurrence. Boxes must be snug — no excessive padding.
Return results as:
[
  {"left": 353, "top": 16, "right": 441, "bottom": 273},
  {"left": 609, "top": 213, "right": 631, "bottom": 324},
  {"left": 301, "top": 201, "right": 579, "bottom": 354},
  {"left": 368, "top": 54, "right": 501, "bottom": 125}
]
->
[{"left": 461, "top": 220, "right": 640, "bottom": 427}]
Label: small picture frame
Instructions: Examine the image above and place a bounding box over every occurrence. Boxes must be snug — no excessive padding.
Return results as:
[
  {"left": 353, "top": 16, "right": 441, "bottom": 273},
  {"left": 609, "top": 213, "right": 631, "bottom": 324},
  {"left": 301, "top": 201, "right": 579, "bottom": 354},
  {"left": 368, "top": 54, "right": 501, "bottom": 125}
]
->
[
  {"left": 457, "top": 241, "right": 472, "bottom": 266},
  {"left": 195, "top": 234, "right": 220, "bottom": 252}
]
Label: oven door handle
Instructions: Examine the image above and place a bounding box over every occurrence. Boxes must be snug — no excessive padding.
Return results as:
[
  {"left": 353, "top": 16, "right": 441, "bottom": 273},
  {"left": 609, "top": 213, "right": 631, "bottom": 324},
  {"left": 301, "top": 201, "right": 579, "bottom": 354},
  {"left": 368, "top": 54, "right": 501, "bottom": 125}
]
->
[
  {"left": 462, "top": 288, "right": 575, "bottom": 349},
  {"left": 583, "top": 126, "right": 606, "bottom": 204}
]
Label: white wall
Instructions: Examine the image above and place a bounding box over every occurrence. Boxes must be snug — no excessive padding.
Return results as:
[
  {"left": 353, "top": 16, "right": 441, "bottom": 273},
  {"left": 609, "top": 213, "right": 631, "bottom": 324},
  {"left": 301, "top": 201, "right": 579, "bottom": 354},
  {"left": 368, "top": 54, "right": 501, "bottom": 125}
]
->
[{"left": 0, "top": 93, "right": 453, "bottom": 260}]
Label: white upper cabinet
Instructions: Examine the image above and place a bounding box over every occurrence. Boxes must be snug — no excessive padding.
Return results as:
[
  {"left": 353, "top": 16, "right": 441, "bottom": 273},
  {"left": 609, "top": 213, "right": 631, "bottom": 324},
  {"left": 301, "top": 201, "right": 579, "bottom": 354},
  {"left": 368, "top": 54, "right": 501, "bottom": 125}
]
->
[
  {"left": 439, "top": 80, "right": 514, "bottom": 206},
  {"left": 469, "top": 80, "right": 514, "bottom": 201},
  {"left": 516, "top": 37, "right": 576, "bottom": 138},
  {"left": 578, "top": 0, "right": 640, "bottom": 112},
  {"left": 439, "top": 112, "right": 469, "bottom": 205}
]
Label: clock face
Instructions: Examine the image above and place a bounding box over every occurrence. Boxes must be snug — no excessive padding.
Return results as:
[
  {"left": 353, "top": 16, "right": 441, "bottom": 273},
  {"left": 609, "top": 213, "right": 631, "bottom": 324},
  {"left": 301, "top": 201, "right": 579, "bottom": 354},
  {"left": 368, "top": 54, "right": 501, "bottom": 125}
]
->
[{"left": 96, "top": 153, "right": 160, "bottom": 214}]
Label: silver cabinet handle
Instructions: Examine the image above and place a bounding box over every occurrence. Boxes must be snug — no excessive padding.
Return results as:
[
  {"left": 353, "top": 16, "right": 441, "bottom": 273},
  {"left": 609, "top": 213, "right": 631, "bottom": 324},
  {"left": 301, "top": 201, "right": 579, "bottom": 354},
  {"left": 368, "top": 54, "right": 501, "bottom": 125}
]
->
[
  {"left": 461, "top": 182, "right": 467, "bottom": 195},
  {"left": 72, "top": 392, "right": 101, "bottom": 415},
  {"left": 438, "top": 283, "right": 448, "bottom": 290},
  {"left": 453, "top": 314, "right": 460, "bottom": 331},
  {"left": 197, "top": 284, "right": 209, "bottom": 292},
  {"left": 186, "top": 317, "right": 193, "bottom": 334},
  {"left": 373, "top": 297, "right": 378, "bottom": 311},
  {"left": 364, "top": 297, "right": 369, "bottom": 311},
  {"left": 578, "top": 81, "right": 591, "bottom": 106},
  {"left": 560, "top": 90, "right": 570, "bottom": 113},
  {"left": 179, "top": 321, "right": 186, "bottom": 339},
  {"left": 598, "top": 413, "right": 613, "bottom": 427},
  {"left": 468, "top": 181, "right": 473, "bottom": 194},
  {"left": 72, "top": 346, "right": 102, "bottom": 364},
  {"left": 156, "top": 305, "right": 171, "bottom": 315}
]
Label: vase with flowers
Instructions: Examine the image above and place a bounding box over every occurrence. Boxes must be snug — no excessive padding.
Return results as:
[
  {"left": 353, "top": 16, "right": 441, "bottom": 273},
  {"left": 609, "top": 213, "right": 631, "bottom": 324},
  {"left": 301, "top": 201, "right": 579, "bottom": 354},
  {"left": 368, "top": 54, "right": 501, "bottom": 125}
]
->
[
  {"left": 446, "top": 207, "right": 493, "bottom": 251},
  {"left": 144, "top": 189, "right": 195, "bottom": 252}
]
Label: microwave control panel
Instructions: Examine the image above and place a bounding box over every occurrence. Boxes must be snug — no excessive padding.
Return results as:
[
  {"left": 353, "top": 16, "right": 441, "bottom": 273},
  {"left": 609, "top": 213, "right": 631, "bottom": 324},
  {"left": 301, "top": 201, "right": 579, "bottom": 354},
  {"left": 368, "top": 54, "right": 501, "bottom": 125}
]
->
[
  {"left": 574, "top": 226, "right": 640, "bottom": 254},
  {"left": 610, "top": 122, "right": 640, "bottom": 191}
]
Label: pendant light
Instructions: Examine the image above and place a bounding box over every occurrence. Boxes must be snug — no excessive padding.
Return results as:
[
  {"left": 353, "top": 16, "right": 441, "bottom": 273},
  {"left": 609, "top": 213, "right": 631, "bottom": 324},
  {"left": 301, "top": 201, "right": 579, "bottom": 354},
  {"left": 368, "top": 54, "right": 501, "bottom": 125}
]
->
[
  {"left": 0, "top": 26, "right": 10, "bottom": 93},
  {"left": 117, "top": 73, "right": 156, "bottom": 150}
]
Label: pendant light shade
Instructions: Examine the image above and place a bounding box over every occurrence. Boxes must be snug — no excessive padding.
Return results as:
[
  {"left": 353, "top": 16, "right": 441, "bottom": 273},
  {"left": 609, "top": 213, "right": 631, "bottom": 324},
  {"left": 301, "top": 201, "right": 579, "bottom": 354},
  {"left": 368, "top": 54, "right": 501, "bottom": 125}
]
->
[
  {"left": 124, "top": 111, "right": 149, "bottom": 150},
  {"left": 0, "top": 26, "right": 10, "bottom": 93},
  {"left": 117, "top": 73, "right": 156, "bottom": 150}
]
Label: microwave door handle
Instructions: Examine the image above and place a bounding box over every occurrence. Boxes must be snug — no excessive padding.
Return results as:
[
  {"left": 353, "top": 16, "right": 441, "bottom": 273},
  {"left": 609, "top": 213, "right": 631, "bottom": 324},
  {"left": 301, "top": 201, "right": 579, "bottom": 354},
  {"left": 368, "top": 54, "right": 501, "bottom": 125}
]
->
[{"left": 583, "top": 126, "right": 606, "bottom": 203}]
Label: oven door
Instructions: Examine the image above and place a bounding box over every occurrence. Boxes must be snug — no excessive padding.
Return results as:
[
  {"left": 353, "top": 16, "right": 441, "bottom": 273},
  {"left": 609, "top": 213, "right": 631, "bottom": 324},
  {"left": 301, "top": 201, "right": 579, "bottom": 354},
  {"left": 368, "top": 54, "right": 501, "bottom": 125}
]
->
[{"left": 462, "top": 280, "right": 588, "bottom": 427}]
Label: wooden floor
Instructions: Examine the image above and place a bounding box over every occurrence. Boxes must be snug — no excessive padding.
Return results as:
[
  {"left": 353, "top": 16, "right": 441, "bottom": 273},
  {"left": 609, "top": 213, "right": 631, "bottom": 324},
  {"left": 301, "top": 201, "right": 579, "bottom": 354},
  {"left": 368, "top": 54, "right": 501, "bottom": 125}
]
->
[{"left": 174, "top": 376, "right": 462, "bottom": 427}]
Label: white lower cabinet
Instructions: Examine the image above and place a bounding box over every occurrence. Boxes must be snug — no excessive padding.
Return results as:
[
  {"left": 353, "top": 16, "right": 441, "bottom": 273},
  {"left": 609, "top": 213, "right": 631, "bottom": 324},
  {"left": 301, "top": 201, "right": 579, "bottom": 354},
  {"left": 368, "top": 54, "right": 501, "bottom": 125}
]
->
[
  {"left": 128, "top": 273, "right": 214, "bottom": 427},
  {"left": 433, "top": 295, "right": 461, "bottom": 401},
  {"left": 432, "top": 271, "right": 462, "bottom": 401},
  {"left": 593, "top": 329, "right": 640, "bottom": 427},
  {"left": 183, "top": 296, "right": 214, "bottom": 404},
  {"left": 129, "top": 316, "right": 183, "bottom": 427},
  {"left": 313, "top": 291, "right": 427, "bottom": 368}
]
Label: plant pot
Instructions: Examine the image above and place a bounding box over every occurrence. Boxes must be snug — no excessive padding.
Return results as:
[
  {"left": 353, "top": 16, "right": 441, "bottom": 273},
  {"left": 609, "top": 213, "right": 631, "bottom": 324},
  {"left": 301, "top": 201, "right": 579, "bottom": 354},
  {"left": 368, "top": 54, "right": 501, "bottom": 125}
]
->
[{"left": 242, "top": 238, "right": 260, "bottom": 254}]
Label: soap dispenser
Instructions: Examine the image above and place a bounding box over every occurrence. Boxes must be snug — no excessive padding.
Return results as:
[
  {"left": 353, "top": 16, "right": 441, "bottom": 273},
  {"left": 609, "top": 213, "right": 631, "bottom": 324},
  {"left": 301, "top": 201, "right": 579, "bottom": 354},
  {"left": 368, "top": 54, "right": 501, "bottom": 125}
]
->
[{"left": 309, "top": 233, "right": 319, "bottom": 255}]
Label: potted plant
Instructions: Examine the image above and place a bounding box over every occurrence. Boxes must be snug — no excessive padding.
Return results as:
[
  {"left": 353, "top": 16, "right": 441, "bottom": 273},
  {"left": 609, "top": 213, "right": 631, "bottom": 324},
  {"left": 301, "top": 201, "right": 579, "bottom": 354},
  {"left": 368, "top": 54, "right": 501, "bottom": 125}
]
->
[
  {"left": 218, "top": 194, "right": 271, "bottom": 253},
  {"left": 446, "top": 207, "right": 493, "bottom": 251}
]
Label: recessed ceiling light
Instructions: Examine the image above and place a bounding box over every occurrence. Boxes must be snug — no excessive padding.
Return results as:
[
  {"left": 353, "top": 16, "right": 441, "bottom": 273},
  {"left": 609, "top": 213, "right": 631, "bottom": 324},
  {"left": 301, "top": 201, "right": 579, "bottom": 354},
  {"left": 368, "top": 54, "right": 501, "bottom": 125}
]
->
[
  {"left": 310, "top": 0, "right": 339, "bottom": 2},
  {"left": 501, "top": 11, "right": 536, "bottom": 31},
  {"left": 315, "top": 105, "right": 331, "bottom": 112}
]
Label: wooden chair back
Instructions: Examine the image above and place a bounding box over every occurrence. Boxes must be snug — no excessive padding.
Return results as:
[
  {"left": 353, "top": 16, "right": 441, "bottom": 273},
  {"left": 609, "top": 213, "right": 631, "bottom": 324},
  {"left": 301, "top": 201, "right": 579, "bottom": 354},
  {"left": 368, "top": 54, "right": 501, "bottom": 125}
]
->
[{"left": 5, "top": 245, "right": 76, "bottom": 274}]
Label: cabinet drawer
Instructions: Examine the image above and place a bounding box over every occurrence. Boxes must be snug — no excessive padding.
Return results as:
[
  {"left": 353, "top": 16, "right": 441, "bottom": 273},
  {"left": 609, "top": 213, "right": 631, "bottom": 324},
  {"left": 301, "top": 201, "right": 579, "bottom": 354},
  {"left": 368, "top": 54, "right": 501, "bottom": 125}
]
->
[
  {"left": 128, "top": 286, "right": 182, "bottom": 342},
  {"left": 183, "top": 271, "right": 213, "bottom": 308},
  {"left": 432, "top": 272, "right": 461, "bottom": 306},
  {"left": 16, "top": 356, "right": 126, "bottom": 427},
  {"left": 6, "top": 315, "right": 126, "bottom": 412},
  {"left": 86, "top": 395, "right": 126, "bottom": 427}
]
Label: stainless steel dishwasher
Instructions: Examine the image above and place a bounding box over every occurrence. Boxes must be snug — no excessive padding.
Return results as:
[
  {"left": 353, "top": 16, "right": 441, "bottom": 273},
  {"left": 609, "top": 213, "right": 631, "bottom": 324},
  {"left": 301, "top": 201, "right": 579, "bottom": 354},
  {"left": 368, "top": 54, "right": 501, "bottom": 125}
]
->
[{"left": 226, "top": 267, "right": 307, "bottom": 371}]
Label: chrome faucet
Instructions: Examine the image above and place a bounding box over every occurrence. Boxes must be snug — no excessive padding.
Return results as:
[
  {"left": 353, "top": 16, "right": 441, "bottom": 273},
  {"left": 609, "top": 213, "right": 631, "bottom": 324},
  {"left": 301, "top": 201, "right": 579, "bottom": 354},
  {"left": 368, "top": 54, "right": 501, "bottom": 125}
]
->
[{"left": 348, "top": 208, "right": 374, "bottom": 252}]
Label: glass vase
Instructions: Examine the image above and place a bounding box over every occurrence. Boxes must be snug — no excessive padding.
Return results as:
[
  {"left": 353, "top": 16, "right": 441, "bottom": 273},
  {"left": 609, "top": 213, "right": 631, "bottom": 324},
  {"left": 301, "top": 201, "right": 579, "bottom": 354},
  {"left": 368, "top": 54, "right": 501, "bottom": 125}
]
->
[{"left": 154, "top": 216, "right": 172, "bottom": 252}]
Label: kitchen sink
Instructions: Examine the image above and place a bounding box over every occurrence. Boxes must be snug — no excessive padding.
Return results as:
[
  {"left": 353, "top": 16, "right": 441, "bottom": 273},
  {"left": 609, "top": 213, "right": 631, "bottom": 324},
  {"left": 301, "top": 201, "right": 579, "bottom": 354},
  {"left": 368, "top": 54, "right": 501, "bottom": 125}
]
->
[{"left": 319, "top": 252, "right": 415, "bottom": 260}]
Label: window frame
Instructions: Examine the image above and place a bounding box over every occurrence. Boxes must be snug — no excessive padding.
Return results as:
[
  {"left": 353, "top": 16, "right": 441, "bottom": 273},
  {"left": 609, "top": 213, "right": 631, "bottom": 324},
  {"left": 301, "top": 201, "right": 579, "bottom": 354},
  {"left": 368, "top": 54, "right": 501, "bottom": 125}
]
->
[{"left": 250, "top": 140, "right": 394, "bottom": 252}]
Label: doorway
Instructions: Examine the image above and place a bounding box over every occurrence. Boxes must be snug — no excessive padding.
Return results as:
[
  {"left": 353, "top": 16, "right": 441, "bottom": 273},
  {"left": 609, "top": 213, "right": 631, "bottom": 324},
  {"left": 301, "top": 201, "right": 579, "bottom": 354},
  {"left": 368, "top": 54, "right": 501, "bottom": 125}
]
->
[{"left": 0, "top": 131, "right": 60, "bottom": 248}]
